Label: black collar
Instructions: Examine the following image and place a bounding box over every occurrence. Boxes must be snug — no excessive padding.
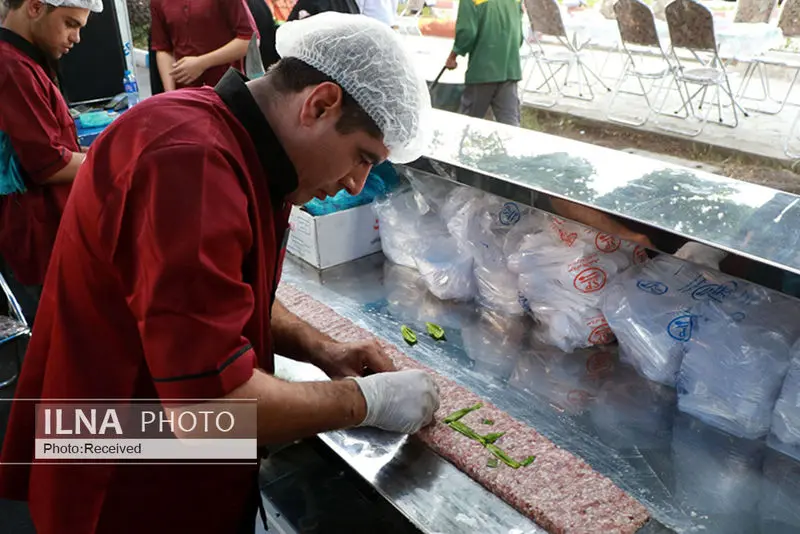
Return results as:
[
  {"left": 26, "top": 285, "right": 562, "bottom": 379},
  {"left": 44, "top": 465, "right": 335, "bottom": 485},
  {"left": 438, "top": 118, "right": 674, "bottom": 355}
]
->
[
  {"left": 215, "top": 69, "right": 298, "bottom": 203},
  {"left": 0, "top": 27, "right": 52, "bottom": 77}
]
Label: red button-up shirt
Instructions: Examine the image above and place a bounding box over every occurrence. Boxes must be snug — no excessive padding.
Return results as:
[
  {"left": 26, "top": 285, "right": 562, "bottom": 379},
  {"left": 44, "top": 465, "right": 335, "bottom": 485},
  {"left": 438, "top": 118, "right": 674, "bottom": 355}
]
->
[
  {"left": 151, "top": 0, "right": 257, "bottom": 88},
  {"left": 0, "top": 71, "right": 295, "bottom": 534},
  {"left": 0, "top": 28, "right": 77, "bottom": 286}
]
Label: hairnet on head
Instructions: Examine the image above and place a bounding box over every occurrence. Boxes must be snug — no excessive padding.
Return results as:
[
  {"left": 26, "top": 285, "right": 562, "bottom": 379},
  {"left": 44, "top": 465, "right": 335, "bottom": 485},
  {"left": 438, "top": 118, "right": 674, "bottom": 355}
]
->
[
  {"left": 44, "top": 0, "right": 103, "bottom": 12},
  {"left": 275, "top": 12, "right": 432, "bottom": 164}
]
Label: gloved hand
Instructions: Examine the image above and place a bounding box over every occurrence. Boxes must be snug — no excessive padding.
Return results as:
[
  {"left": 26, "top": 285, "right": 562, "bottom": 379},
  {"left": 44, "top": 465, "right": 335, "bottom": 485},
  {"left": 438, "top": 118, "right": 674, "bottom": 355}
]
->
[{"left": 348, "top": 370, "right": 440, "bottom": 434}]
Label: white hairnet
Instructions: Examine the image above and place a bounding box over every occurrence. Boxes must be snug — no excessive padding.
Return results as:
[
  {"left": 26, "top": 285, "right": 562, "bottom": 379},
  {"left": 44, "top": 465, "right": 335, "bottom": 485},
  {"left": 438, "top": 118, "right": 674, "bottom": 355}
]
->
[
  {"left": 275, "top": 12, "right": 431, "bottom": 164},
  {"left": 44, "top": 0, "right": 103, "bottom": 12}
]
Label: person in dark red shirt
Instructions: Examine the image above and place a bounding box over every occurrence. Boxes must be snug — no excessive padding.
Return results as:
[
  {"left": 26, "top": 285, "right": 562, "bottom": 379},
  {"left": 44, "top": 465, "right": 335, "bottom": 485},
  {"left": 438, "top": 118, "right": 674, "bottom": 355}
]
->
[
  {"left": 0, "top": 0, "right": 101, "bottom": 308},
  {"left": 0, "top": 13, "right": 436, "bottom": 533},
  {"left": 150, "top": 0, "right": 257, "bottom": 90}
]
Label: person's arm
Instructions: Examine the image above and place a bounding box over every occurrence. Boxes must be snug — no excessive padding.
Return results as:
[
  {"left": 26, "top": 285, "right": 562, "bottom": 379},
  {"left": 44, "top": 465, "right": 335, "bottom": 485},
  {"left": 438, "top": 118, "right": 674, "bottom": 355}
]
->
[
  {"left": 550, "top": 197, "right": 654, "bottom": 248},
  {"left": 271, "top": 299, "right": 395, "bottom": 379},
  {"left": 150, "top": 0, "right": 177, "bottom": 91},
  {"left": 42, "top": 151, "right": 85, "bottom": 184},
  {"left": 223, "top": 368, "right": 367, "bottom": 443},
  {"left": 271, "top": 299, "right": 332, "bottom": 362},
  {"left": 0, "top": 65, "right": 82, "bottom": 185},
  {"left": 170, "top": 38, "right": 250, "bottom": 86},
  {"left": 156, "top": 51, "right": 177, "bottom": 92},
  {"left": 447, "top": 0, "right": 479, "bottom": 68},
  {"left": 170, "top": 0, "right": 255, "bottom": 86}
]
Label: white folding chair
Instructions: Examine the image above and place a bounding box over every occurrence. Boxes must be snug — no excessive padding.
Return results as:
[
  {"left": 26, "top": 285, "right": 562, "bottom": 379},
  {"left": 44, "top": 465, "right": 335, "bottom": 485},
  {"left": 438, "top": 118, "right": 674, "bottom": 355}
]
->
[
  {"left": 737, "top": 0, "right": 800, "bottom": 115},
  {"left": 523, "top": 0, "right": 612, "bottom": 102},
  {"left": 657, "top": 0, "right": 748, "bottom": 137},
  {"left": 607, "top": 0, "right": 681, "bottom": 126}
]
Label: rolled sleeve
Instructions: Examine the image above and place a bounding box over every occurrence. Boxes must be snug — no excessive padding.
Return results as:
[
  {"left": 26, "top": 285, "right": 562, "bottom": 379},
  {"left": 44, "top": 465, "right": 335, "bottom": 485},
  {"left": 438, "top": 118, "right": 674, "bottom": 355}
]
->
[
  {"left": 0, "top": 65, "right": 72, "bottom": 184},
  {"left": 120, "top": 145, "right": 256, "bottom": 400},
  {"left": 226, "top": 0, "right": 258, "bottom": 40},
  {"left": 453, "top": 0, "right": 478, "bottom": 56},
  {"left": 149, "top": 0, "right": 172, "bottom": 52}
]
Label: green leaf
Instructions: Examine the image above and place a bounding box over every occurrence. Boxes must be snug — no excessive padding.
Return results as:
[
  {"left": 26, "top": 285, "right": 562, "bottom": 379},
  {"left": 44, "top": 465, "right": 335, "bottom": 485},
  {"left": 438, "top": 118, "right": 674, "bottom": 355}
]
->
[
  {"left": 426, "top": 322, "right": 446, "bottom": 341},
  {"left": 482, "top": 432, "right": 506, "bottom": 445},
  {"left": 487, "top": 458, "right": 499, "bottom": 468},
  {"left": 520, "top": 455, "right": 536, "bottom": 467},
  {"left": 401, "top": 325, "right": 417, "bottom": 345},
  {"left": 486, "top": 443, "right": 521, "bottom": 469},
  {"left": 482, "top": 419, "right": 494, "bottom": 425},
  {"left": 443, "top": 402, "right": 483, "bottom": 424},
  {"left": 448, "top": 420, "right": 487, "bottom": 445}
]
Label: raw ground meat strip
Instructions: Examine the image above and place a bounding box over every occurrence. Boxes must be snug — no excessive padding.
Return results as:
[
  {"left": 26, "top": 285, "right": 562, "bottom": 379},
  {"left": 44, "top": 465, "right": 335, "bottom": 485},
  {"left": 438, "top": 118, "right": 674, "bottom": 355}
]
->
[{"left": 276, "top": 284, "right": 650, "bottom": 534}]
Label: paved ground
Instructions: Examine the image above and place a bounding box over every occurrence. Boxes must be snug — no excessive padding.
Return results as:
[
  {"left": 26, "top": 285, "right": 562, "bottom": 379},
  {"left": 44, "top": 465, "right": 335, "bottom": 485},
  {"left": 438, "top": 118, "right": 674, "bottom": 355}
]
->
[{"left": 404, "top": 33, "right": 800, "bottom": 164}]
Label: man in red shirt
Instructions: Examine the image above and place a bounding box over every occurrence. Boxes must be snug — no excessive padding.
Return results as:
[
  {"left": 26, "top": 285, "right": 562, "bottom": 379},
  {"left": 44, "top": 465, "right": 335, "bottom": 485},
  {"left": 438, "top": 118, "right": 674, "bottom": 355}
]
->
[
  {"left": 0, "top": 0, "right": 101, "bottom": 309},
  {"left": 150, "top": 0, "right": 257, "bottom": 90},
  {"left": 0, "top": 12, "right": 436, "bottom": 533}
]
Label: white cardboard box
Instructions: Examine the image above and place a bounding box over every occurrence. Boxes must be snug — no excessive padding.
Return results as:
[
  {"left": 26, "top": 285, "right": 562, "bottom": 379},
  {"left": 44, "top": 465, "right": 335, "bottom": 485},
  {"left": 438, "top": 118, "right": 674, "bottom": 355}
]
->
[{"left": 286, "top": 203, "right": 382, "bottom": 270}]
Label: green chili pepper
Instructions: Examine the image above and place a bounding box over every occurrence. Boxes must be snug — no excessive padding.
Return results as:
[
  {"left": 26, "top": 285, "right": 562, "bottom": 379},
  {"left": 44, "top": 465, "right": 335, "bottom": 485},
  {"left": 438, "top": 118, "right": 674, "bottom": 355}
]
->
[
  {"left": 486, "top": 443, "right": 521, "bottom": 469},
  {"left": 401, "top": 325, "right": 417, "bottom": 345},
  {"left": 426, "top": 322, "right": 446, "bottom": 341},
  {"left": 448, "top": 420, "right": 487, "bottom": 445},
  {"left": 520, "top": 456, "right": 536, "bottom": 467},
  {"left": 482, "top": 419, "right": 494, "bottom": 426},
  {"left": 487, "top": 458, "right": 499, "bottom": 468},
  {"left": 443, "top": 402, "right": 483, "bottom": 424},
  {"left": 482, "top": 432, "right": 506, "bottom": 445}
]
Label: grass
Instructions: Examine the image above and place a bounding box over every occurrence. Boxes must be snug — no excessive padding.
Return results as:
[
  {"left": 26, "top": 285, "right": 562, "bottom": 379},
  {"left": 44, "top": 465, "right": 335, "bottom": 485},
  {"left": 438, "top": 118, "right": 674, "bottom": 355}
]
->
[{"left": 519, "top": 105, "right": 800, "bottom": 193}]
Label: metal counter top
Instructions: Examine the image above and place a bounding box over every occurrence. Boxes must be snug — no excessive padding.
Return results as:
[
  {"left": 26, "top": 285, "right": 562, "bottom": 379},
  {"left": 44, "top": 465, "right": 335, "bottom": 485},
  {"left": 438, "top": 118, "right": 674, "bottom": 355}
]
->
[
  {"left": 419, "top": 110, "right": 800, "bottom": 277},
  {"left": 275, "top": 253, "right": 800, "bottom": 534}
]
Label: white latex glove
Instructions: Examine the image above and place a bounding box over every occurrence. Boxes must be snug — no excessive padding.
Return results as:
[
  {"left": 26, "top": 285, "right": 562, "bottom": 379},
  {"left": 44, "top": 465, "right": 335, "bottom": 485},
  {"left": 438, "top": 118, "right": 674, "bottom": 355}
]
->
[{"left": 348, "top": 370, "right": 440, "bottom": 434}]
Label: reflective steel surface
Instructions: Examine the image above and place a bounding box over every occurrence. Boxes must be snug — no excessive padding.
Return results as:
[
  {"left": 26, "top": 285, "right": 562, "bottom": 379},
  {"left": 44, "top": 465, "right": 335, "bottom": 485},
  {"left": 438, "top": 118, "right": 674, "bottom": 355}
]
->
[
  {"left": 418, "top": 110, "right": 800, "bottom": 276},
  {"left": 278, "top": 254, "right": 800, "bottom": 534}
]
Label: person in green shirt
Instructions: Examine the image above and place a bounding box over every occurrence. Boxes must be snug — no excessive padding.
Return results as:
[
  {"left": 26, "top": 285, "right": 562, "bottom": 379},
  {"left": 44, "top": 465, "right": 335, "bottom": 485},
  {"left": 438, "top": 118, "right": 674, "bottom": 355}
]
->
[{"left": 445, "top": 0, "right": 524, "bottom": 126}]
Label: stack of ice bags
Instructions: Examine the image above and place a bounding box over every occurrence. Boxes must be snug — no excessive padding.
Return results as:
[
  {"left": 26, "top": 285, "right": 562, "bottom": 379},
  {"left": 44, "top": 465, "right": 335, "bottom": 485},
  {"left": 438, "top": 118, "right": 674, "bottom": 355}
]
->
[
  {"left": 602, "top": 253, "right": 800, "bottom": 440},
  {"left": 601, "top": 255, "right": 708, "bottom": 387},
  {"left": 677, "top": 276, "right": 800, "bottom": 440},
  {"left": 768, "top": 343, "right": 800, "bottom": 461},
  {"left": 508, "top": 216, "right": 645, "bottom": 352},
  {"left": 442, "top": 186, "right": 545, "bottom": 315},
  {"left": 373, "top": 177, "right": 477, "bottom": 301}
]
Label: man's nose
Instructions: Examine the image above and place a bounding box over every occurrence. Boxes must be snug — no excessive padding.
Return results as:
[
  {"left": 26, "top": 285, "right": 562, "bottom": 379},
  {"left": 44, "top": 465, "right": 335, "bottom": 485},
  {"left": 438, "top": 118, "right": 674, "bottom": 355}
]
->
[
  {"left": 71, "top": 30, "right": 81, "bottom": 44},
  {"left": 343, "top": 165, "right": 371, "bottom": 195}
]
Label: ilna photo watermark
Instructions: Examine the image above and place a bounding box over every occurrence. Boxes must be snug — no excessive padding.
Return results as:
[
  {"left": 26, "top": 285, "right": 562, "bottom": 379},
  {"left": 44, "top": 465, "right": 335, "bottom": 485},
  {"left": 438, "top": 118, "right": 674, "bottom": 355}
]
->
[{"left": 31, "top": 400, "right": 257, "bottom": 463}]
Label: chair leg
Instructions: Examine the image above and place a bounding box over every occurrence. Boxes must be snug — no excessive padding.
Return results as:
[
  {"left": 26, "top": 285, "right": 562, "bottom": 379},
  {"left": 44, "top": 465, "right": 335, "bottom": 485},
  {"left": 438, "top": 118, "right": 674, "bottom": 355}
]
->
[
  {"left": 747, "top": 66, "right": 800, "bottom": 116},
  {"left": 784, "top": 108, "right": 800, "bottom": 159},
  {"left": 655, "top": 80, "right": 707, "bottom": 137}
]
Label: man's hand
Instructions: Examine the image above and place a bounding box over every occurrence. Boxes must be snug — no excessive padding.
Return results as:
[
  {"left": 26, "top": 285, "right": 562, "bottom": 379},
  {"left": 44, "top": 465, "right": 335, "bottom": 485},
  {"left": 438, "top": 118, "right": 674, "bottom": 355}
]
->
[
  {"left": 315, "top": 340, "right": 396, "bottom": 380},
  {"left": 349, "top": 370, "right": 440, "bottom": 434},
  {"left": 445, "top": 51, "right": 458, "bottom": 70},
  {"left": 171, "top": 56, "right": 207, "bottom": 86},
  {"left": 622, "top": 232, "right": 654, "bottom": 250}
]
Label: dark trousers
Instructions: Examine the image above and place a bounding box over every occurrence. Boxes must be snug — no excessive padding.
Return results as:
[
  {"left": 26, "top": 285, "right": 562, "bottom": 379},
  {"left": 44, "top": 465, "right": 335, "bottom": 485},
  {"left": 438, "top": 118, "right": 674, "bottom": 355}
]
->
[{"left": 459, "top": 81, "right": 521, "bottom": 127}]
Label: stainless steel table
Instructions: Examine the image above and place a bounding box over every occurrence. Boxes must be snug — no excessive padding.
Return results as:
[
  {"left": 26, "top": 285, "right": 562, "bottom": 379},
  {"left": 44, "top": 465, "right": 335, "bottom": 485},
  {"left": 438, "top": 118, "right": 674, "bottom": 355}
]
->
[{"left": 273, "top": 253, "right": 800, "bottom": 534}]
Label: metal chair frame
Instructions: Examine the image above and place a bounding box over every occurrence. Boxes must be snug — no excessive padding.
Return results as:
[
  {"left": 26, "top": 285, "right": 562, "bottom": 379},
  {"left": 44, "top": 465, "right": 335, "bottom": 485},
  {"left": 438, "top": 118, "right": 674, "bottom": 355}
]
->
[
  {"left": 0, "top": 271, "right": 31, "bottom": 389},
  {"left": 657, "top": 0, "right": 749, "bottom": 137},
  {"left": 607, "top": 0, "right": 685, "bottom": 126},
  {"left": 523, "top": 0, "right": 613, "bottom": 102},
  {"left": 736, "top": 0, "right": 800, "bottom": 115}
]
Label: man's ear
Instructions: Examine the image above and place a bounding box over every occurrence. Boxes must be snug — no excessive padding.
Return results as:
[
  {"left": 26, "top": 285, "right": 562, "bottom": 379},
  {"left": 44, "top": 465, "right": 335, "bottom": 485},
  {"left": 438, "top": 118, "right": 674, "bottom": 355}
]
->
[
  {"left": 298, "top": 82, "right": 344, "bottom": 127},
  {"left": 28, "top": 0, "right": 47, "bottom": 18}
]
